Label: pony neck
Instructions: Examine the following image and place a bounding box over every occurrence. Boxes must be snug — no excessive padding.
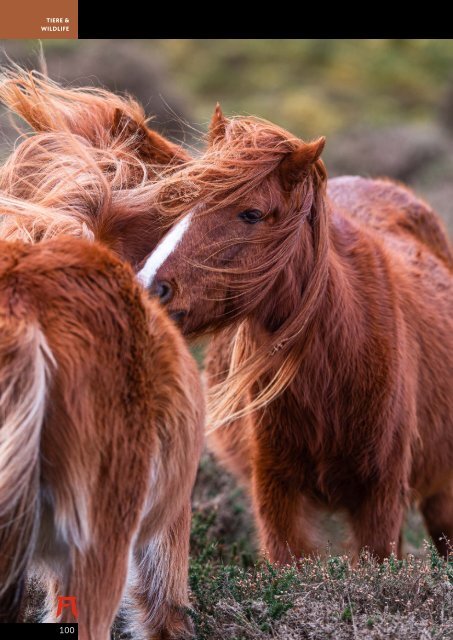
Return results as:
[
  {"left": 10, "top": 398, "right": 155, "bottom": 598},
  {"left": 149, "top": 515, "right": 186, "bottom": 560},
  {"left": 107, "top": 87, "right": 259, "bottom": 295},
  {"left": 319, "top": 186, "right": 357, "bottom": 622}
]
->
[{"left": 257, "top": 199, "right": 366, "bottom": 365}]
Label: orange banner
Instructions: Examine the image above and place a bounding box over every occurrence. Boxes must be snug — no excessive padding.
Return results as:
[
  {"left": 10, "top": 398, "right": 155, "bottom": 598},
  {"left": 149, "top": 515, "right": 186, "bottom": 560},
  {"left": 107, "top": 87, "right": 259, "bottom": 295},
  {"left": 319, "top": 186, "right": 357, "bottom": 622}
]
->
[{"left": 1, "top": 0, "right": 77, "bottom": 39}]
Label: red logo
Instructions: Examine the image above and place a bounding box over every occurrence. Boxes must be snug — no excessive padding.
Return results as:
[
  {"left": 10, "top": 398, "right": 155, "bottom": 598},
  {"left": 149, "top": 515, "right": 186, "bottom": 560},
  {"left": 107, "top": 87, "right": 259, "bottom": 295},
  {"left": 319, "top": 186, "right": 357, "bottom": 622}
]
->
[{"left": 56, "top": 596, "right": 78, "bottom": 619}]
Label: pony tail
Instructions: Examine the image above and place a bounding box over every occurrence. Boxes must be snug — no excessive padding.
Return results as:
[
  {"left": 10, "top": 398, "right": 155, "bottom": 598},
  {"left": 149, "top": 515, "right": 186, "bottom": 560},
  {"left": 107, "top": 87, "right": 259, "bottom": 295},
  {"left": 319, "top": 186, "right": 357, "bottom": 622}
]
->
[
  {"left": 0, "top": 316, "right": 54, "bottom": 618},
  {"left": 208, "top": 171, "right": 330, "bottom": 430}
]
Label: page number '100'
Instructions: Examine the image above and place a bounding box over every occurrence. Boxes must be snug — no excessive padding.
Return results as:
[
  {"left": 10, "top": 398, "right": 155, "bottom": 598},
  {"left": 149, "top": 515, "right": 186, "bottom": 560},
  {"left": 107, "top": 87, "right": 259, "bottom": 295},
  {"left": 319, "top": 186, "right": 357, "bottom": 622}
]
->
[{"left": 59, "top": 627, "right": 76, "bottom": 634}]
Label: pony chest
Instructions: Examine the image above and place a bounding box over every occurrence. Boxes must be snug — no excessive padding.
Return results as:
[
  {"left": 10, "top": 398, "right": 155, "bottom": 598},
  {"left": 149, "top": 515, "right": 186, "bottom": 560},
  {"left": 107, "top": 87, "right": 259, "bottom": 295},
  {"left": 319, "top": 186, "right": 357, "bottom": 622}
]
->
[{"left": 253, "top": 399, "right": 374, "bottom": 506}]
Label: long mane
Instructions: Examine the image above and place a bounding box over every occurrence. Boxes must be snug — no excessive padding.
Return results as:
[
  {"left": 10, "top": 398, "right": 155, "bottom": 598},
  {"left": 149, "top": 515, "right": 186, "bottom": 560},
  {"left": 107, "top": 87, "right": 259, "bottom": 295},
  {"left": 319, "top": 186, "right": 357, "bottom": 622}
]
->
[
  {"left": 0, "top": 68, "right": 183, "bottom": 244},
  {"left": 153, "top": 116, "right": 329, "bottom": 428},
  {"left": 1, "top": 67, "right": 153, "bottom": 156}
]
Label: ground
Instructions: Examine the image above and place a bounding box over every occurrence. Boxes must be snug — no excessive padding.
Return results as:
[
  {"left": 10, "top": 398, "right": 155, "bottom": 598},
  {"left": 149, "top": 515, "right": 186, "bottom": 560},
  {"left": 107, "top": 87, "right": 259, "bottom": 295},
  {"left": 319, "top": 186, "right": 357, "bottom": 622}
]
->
[
  {"left": 23, "top": 451, "right": 452, "bottom": 638},
  {"left": 185, "top": 452, "right": 453, "bottom": 639}
]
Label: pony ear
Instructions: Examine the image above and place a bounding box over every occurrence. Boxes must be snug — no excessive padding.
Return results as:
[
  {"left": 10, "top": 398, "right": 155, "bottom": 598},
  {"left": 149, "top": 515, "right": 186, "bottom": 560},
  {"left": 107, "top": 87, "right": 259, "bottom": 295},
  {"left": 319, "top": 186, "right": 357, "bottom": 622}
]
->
[
  {"left": 112, "top": 107, "right": 145, "bottom": 141},
  {"left": 143, "top": 129, "right": 189, "bottom": 166},
  {"left": 112, "top": 108, "right": 188, "bottom": 166},
  {"left": 209, "top": 102, "right": 228, "bottom": 145},
  {"left": 279, "top": 137, "right": 326, "bottom": 189}
]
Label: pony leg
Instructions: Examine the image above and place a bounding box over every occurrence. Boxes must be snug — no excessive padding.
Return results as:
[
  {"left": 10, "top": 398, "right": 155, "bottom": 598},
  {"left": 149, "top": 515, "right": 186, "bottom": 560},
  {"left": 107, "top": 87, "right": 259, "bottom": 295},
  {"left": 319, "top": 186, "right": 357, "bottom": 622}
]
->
[
  {"left": 350, "top": 491, "right": 405, "bottom": 561},
  {"left": 43, "top": 537, "right": 134, "bottom": 640},
  {"left": 69, "top": 546, "right": 132, "bottom": 640},
  {"left": 251, "top": 460, "right": 317, "bottom": 563},
  {"left": 125, "top": 502, "right": 193, "bottom": 640},
  {"left": 420, "top": 483, "right": 453, "bottom": 558},
  {"left": 41, "top": 574, "right": 62, "bottom": 622}
]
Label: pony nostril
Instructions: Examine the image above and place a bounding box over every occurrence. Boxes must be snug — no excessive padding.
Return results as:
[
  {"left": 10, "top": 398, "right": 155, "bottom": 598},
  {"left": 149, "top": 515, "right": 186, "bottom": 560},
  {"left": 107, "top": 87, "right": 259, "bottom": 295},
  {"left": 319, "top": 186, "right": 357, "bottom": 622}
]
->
[
  {"left": 170, "top": 310, "right": 187, "bottom": 324},
  {"left": 155, "top": 280, "right": 173, "bottom": 304}
]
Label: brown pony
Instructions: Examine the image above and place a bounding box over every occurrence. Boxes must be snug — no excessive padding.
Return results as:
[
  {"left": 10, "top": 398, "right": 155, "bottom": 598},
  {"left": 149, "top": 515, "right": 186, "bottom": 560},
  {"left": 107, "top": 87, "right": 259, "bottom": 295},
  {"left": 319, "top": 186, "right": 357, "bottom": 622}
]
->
[
  {"left": 0, "top": 234, "right": 203, "bottom": 639},
  {"left": 0, "top": 70, "right": 205, "bottom": 637},
  {"left": 140, "top": 107, "right": 453, "bottom": 562},
  {"left": 0, "top": 69, "right": 190, "bottom": 268}
]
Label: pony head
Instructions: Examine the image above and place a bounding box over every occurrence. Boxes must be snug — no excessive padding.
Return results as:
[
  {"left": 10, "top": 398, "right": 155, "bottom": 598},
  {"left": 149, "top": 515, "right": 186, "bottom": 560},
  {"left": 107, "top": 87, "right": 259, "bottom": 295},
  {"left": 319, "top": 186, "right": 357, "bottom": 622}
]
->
[
  {"left": 0, "top": 69, "right": 191, "bottom": 267},
  {"left": 0, "top": 69, "right": 189, "bottom": 171},
  {"left": 139, "top": 105, "right": 327, "bottom": 335}
]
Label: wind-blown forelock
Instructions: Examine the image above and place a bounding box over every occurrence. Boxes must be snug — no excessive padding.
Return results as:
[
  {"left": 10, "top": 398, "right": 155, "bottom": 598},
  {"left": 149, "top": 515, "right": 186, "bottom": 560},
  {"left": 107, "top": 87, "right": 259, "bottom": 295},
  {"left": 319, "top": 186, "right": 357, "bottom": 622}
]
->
[
  {"left": 152, "top": 116, "right": 309, "bottom": 216},
  {"left": 151, "top": 115, "right": 329, "bottom": 429}
]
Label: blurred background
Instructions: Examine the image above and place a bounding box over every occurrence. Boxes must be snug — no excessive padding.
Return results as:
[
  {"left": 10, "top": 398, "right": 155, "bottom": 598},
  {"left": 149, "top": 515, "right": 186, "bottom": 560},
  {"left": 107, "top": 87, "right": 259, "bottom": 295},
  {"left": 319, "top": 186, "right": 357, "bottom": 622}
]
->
[
  {"left": 1, "top": 40, "right": 452, "bottom": 559},
  {"left": 2, "top": 42, "right": 452, "bottom": 640},
  {"left": 1, "top": 39, "right": 453, "bottom": 234}
]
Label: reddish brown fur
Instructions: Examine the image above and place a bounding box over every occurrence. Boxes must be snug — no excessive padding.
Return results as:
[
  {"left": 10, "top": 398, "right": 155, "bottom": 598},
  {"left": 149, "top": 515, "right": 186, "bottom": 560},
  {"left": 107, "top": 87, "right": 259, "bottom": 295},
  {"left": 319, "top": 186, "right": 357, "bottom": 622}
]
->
[
  {"left": 0, "top": 69, "right": 190, "bottom": 269},
  {"left": 0, "top": 237, "right": 204, "bottom": 639},
  {"left": 149, "top": 109, "right": 453, "bottom": 562}
]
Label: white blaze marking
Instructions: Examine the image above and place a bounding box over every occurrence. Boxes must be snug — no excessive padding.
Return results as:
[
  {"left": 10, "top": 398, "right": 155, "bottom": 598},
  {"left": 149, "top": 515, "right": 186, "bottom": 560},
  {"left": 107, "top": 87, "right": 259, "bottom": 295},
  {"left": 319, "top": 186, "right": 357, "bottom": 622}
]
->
[{"left": 137, "top": 212, "right": 193, "bottom": 288}]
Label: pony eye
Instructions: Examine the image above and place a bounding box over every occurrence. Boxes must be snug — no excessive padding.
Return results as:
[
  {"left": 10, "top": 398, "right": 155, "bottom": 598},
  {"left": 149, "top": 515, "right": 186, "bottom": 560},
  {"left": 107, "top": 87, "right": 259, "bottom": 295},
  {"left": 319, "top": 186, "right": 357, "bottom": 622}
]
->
[{"left": 238, "top": 209, "right": 263, "bottom": 224}]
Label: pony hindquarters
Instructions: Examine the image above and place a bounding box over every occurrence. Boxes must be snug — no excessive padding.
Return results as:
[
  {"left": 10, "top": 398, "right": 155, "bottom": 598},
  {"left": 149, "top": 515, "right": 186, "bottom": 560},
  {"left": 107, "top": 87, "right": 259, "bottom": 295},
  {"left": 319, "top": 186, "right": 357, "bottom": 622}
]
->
[{"left": 0, "top": 237, "right": 203, "bottom": 639}]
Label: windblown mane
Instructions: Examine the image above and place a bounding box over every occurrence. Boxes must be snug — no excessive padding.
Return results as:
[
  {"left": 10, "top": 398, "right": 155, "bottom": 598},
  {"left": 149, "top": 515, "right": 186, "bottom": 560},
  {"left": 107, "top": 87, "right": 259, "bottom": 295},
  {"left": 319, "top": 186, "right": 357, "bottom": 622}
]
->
[
  {"left": 154, "top": 117, "right": 325, "bottom": 211},
  {"left": 0, "top": 68, "right": 183, "bottom": 167},
  {"left": 153, "top": 117, "right": 329, "bottom": 428},
  {"left": 0, "top": 68, "right": 186, "bottom": 247}
]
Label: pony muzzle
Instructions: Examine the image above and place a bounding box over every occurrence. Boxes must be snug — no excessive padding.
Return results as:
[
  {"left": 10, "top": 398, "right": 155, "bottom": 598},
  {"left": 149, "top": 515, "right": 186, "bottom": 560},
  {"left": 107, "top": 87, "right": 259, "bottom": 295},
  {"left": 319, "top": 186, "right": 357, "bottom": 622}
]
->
[{"left": 169, "top": 310, "right": 187, "bottom": 325}]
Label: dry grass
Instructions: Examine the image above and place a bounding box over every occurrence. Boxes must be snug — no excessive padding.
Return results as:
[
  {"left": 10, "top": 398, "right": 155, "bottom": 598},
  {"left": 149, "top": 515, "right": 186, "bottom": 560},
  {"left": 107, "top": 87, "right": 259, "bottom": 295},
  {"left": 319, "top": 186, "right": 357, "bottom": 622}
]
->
[
  {"left": 189, "top": 550, "right": 453, "bottom": 639},
  {"left": 189, "top": 513, "right": 453, "bottom": 640},
  {"left": 23, "top": 453, "right": 453, "bottom": 639},
  {"left": 188, "top": 454, "right": 453, "bottom": 639}
]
